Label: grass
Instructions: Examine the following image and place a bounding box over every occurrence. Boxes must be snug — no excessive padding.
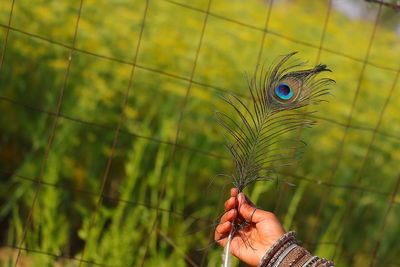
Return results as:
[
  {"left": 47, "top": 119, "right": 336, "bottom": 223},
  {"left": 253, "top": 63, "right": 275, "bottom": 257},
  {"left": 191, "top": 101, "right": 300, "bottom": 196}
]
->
[{"left": 0, "top": 0, "right": 399, "bottom": 266}]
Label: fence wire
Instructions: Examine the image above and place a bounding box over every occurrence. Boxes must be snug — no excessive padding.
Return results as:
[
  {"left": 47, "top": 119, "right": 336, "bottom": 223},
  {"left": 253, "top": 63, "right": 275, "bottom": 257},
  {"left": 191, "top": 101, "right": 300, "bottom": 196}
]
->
[{"left": 0, "top": 0, "right": 399, "bottom": 266}]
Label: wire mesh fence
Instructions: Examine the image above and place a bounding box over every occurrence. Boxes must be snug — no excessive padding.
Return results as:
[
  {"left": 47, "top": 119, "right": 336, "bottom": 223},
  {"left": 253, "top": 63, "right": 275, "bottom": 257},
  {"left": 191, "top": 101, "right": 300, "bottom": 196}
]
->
[{"left": 0, "top": 0, "right": 399, "bottom": 266}]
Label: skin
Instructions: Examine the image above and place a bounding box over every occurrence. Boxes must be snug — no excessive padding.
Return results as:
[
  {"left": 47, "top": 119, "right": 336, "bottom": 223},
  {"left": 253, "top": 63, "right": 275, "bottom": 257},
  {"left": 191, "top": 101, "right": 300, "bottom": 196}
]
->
[{"left": 214, "top": 188, "right": 286, "bottom": 267}]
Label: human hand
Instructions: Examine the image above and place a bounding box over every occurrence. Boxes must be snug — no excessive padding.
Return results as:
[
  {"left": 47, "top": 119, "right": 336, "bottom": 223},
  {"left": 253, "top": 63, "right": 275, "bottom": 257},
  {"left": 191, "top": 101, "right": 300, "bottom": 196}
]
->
[{"left": 214, "top": 188, "right": 286, "bottom": 266}]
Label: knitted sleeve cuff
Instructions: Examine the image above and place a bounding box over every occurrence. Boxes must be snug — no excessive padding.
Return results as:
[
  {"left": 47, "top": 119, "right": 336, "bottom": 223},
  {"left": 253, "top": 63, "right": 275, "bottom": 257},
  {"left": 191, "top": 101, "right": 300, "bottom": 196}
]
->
[{"left": 257, "top": 231, "right": 334, "bottom": 267}]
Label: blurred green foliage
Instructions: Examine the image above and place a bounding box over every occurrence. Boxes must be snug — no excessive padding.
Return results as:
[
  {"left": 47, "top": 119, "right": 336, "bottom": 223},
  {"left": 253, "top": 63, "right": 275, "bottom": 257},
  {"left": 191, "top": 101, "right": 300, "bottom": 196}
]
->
[{"left": 0, "top": 0, "right": 399, "bottom": 266}]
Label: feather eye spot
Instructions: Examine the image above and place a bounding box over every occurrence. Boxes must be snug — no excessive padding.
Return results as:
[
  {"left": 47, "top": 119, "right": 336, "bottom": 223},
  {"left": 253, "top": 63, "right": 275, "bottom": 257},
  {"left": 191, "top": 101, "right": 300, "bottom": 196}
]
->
[{"left": 275, "top": 83, "right": 294, "bottom": 101}]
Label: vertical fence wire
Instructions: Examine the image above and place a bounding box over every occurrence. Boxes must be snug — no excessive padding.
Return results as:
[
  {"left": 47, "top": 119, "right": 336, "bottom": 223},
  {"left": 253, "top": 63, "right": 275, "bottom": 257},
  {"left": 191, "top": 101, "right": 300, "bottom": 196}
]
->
[
  {"left": 273, "top": 0, "right": 333, "bottom": 218},
  {"left": 139, "top": 0, "right": 213, "bottom": 265},
  {"left": 369, "top": 173, "right": 400, "bottom": 266},
  {"left": 0, "top": 0, "right": 15, "bottom": 71},
  {"left": 199, "top": 0, "right": 276, "bottom": 264},
  {"left": 332, "top": 62, "right": 400, "bottom": 261},
  {"left": 76, "top": 0, "right": 151, "bottom": 266},
  {"left": 13, "top": 0, "right": 85, "bottom": 265},
  {"left": 307, "top": 2, "right": 383, "bottom": 249}
]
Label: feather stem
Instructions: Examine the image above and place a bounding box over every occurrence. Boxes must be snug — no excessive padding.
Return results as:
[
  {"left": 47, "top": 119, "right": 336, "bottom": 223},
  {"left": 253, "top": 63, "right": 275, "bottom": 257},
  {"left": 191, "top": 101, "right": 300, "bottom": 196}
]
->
[{"left": 222, "top": 227, "right": 234, "bottom": 267}]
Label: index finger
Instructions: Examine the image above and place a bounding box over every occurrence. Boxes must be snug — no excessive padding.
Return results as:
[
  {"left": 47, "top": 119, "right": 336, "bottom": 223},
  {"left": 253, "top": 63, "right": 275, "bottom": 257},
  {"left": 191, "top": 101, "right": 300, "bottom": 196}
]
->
[
  {"left": 224, "top": 197, "right": 237, "bottom": 211},
  {"left": 230, "top": 188, "right": 239, "bottom": 197}
]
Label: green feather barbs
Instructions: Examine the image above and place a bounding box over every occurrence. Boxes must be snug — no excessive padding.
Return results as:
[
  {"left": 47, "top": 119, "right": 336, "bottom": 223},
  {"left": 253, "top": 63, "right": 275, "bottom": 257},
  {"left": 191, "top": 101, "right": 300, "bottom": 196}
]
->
[{"left": 216, "top": 52, "right": 334, "bottom": 192}]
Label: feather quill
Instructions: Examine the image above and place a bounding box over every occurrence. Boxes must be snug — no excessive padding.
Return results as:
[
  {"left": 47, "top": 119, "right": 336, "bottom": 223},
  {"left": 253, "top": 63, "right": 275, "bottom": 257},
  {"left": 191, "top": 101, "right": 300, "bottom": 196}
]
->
[
  {"left": 222, "top": 228, "right": 234, "bottom": 267},
  {"left": 216, "top": 52, "right": 334, "bottom": 266}
]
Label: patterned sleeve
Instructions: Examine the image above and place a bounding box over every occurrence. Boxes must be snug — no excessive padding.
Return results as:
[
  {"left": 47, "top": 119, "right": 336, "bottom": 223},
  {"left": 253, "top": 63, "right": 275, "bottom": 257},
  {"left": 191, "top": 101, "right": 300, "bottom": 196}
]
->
[{"left": 257, "top": 231, "right": 334, "bottom": 267}]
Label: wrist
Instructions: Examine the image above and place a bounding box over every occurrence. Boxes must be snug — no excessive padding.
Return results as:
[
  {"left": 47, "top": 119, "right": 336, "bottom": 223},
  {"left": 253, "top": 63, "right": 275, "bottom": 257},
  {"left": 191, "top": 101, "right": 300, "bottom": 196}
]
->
[{"left": 257, "top": 231, "right": 334, "bottom": 267}]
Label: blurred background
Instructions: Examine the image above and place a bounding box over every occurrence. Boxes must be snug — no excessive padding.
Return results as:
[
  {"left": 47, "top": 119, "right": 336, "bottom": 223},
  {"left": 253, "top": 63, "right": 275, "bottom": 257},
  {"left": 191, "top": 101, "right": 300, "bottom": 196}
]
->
[{"left": 0, "top": 0, "right": 399, "bottom": 266}]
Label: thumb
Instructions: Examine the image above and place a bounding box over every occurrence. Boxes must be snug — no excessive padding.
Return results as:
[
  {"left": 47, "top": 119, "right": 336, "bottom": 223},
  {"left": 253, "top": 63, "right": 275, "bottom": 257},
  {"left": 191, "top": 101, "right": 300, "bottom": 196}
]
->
[{"left": 237, "top": 193, "right": 263, "bottom": 223}]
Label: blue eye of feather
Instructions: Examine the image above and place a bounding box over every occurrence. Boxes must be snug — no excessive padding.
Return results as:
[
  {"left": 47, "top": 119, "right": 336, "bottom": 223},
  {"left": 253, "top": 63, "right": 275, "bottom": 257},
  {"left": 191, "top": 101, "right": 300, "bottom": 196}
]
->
[{"left": 275, "top": 83, "right": 293, "bottom": 100}]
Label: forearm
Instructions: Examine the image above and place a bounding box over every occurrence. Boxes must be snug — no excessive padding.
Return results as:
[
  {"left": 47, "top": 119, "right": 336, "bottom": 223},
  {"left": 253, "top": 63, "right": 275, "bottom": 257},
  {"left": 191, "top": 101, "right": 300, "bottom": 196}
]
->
[{"left": 257, "top": 231, "right": 334, "bottom": 267}]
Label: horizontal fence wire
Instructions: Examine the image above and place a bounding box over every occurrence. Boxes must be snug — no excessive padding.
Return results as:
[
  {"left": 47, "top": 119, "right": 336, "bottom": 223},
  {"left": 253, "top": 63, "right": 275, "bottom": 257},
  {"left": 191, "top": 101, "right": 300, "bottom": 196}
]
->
[
  {"left": 0, "top": 167, "right": 392, "bottom": 243},
  {"left": 0, "top": 168, "right": 211, "bottom": 222},
  {"left": 0, "top": 0, "right": 399, "bottom": 266},
  {"left": 366, "top": 0, "right": 400, "bottom": 10},
  {"left": 1, "top": 26, "right": 399, "bottom": 143},
  {"left": 0, "top": 243, "right": 112, "bottom": 267},
  {"left": 0, "top": 95, "right": 394, "bottom": 197},
  {"left": 162, "top": 0, "right": 398, "bottom": 72},
  {"left": 0, "top": 25, "right": 400, "bottom": 144}
]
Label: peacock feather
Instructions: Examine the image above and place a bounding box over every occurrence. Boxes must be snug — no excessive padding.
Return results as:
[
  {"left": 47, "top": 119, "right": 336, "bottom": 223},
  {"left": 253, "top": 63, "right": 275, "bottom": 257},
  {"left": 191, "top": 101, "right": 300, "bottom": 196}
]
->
[{"left": 216, "top": 52, "right": 334, "bottom": 267}]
